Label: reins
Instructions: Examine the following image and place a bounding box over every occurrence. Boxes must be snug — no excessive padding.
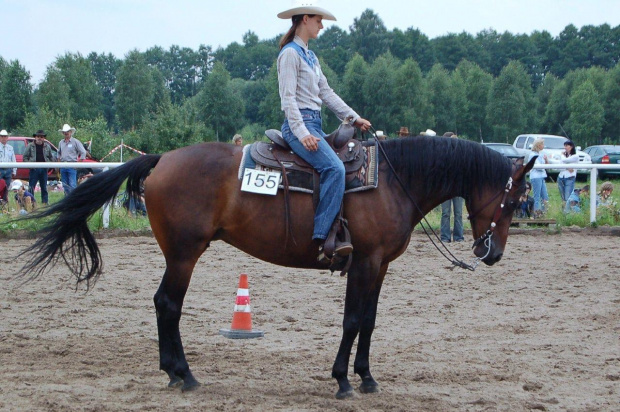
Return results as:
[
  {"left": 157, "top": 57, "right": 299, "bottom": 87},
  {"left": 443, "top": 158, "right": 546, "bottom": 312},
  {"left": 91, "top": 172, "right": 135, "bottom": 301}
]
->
[{"left": 370, "top": 128, "right": 510, "bottom": 271}]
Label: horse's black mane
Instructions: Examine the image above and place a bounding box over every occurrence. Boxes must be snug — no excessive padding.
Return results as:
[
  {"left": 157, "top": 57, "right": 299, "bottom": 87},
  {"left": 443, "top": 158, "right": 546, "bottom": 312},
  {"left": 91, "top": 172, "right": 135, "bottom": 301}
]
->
[{"left": 379, "top": 136, "right": 514, "bottom": 201}]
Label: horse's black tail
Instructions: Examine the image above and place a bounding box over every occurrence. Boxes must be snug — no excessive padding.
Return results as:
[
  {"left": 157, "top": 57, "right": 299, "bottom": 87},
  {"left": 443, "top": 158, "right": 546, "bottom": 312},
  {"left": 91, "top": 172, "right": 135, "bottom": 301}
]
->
[{"left": 15, "top": 154, "right": 162, "bottom": 288}]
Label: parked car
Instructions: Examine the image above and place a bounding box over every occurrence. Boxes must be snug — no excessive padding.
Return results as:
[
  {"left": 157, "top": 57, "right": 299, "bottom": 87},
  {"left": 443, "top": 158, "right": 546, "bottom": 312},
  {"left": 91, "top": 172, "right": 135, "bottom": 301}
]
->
[
  {"left": 512, "top": 134, "right": 591, "bottom": 178},
  {"left": 583, "top": 145, "right": 620, "bottom": 179},
  {"left": 7, "top": 136, "right": 99, "bottom": 181},
  {"left": 482, "top": 143, "right": 522, "bottom": 160}
]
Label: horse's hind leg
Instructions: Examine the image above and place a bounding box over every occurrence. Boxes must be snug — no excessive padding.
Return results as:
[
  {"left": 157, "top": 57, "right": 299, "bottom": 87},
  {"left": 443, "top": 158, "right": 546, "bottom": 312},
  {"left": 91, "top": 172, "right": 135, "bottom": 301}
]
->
[{"left": 154, "top": 253, "right": 205, "bottom": 391}]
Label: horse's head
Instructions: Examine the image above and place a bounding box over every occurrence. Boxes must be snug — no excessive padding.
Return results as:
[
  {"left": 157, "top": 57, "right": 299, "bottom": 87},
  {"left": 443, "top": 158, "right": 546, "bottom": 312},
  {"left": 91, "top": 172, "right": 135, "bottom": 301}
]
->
[{"left": 467, "top": 156, "right": 536, "bottom": 265}]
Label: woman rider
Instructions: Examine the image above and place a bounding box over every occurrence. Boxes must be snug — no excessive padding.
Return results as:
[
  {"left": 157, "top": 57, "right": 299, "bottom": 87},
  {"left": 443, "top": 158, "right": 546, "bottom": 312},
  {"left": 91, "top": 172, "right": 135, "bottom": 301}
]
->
[{"left": 277, "top": 3, "right": 371, "bottom": 260}]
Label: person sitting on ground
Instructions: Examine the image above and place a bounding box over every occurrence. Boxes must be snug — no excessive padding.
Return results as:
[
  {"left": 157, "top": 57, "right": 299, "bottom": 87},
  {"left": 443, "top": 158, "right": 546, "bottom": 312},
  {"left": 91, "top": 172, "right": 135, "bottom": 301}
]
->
[
  {"left": 597, "top": 181, "right": 614, "bottom": 208},
  {"left": 566, "top": 185, "right": 589, "bottom": 213},
  {"left": 11, "top": 180, "right": 36, "bottom": 213},
  {"left": 516, "top": 181, "right": 534, "bottom": 218}
]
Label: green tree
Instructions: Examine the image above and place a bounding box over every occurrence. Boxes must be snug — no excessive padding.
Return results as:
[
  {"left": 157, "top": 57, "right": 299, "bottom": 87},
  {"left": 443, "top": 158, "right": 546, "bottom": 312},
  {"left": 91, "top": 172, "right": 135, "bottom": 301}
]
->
[
  {"left": 341, "top": 54, "right": 369, "bottom": 118},
  {"left": 0, "top": 60, "right": 32, "bottom": 129},
  {"left": 602, "top": 64, "right": 620, "bottom": 140},
  {"left": 196, "top": 62, "right": 244, "bottom": 141},
  {"left": 426, "top": 63, "right": 454, "bottom": 134},
  {"left": 535, "top": 73, "right": 559, "bottom": 132},
  {"left": 394, "top": 58, "right": 430, "bottom": 136},
  {"left": 567, "top": 81, "right": 604, "bottom": 144},
  {"left": 349, "top": 9, "right": 389, "bottom": 62},
  {"left": 388, "top": 28, "right": 434, "bottom": 72},
  {"left": 455, "top": 60, "right": 493, "bottom": 140},
  {"left": 486, "top": 61, "right": 535, "bottom": 141},
  {"left": 258, "top": 63, "right": 282, "bottom": 129},
  {"left": 314, "top": 26, "right": 352, "bottom": 76},
  {"left": 362, "top": 53, "right": 398, "bottom": 131},
  {"left": 115, "top": 50, "right": 160, "bottom": 130},
  {"left": 51, "top": 52, "right": 102, "bottom": 120},
  {"left": 88, "top": 52, "right": 121, "bottom": 128}
]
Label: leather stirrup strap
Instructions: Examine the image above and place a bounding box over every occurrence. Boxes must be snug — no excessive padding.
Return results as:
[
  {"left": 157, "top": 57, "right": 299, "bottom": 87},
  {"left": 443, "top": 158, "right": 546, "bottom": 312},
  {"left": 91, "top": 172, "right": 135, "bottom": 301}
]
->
[
  {"left": 312, "top": 171, "right": 320, "bottom": 211},
  {"left": 271, "top": 151, "right": 296, "bottom": 248}
]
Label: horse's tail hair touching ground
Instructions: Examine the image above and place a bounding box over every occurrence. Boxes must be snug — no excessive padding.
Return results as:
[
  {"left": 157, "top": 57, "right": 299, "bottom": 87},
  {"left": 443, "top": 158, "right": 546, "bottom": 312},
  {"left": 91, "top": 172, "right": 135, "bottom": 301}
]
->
[{"left": 15, "top": 154, "right": 162, "bottom": 288}]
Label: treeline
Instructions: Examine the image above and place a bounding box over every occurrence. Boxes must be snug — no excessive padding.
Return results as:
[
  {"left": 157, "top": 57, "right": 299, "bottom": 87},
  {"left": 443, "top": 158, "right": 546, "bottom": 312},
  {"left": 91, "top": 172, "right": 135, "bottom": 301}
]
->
[{"left": 0, "top": 9, "right": 619, "bottom": 161}]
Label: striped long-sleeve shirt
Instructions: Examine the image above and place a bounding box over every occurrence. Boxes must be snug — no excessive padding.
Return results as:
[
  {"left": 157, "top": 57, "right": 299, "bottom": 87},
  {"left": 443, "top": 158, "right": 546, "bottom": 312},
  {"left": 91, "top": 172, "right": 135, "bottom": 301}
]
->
[{"left": 277, "top": 36, "right": 359, "bottom": 140}]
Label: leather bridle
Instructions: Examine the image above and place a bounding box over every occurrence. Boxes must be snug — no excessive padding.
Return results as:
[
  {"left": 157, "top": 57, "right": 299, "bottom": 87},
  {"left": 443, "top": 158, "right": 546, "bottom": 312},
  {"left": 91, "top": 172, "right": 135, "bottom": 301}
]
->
[{"left": 466, "top": 170, "right": 515, "bottom": 265}]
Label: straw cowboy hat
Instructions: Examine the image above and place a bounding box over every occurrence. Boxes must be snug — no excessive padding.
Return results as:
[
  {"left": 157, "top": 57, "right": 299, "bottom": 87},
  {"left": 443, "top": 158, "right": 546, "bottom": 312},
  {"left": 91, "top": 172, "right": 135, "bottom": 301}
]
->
[
  {"left": 277, "top": 1, "right": 337, "bottom": 21},
  {"left": 59, "top": 124, "right": 76, "bottom": 133},
  {"left": 0, "top": 129, "right": 9, "bottom": 136}
]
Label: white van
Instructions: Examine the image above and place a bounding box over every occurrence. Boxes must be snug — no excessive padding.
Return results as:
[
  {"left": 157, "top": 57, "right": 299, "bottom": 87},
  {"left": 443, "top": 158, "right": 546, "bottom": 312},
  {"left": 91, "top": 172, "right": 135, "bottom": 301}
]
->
[{"left": 512, "top": 134, "right": 591, "bottom": 178}]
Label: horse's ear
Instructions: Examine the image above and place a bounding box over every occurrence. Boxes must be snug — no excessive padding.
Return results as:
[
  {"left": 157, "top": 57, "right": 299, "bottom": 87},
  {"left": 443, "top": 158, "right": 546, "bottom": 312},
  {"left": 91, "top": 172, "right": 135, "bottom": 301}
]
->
[{"left": 512, "top": 156, "right": 537, "bottom": 181}]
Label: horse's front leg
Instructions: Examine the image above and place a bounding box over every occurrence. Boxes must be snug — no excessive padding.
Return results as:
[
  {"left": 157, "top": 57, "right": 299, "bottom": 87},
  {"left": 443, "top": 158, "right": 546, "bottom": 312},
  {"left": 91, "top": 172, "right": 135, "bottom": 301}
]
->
[
  {"left": 354, "top": 263, "right": 388, "bottom": 395},
  {"left": 332, "top": 258, "right": 382, "bottom": 399},
  {"left": 154, "top": 261, "right": 201, "bottom": 392}
]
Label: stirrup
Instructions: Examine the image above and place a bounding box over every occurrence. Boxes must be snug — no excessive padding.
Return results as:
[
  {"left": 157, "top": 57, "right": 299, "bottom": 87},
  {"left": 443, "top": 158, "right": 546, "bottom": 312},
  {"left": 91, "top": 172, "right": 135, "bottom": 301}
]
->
[{"left": 334, "top": 241, "right": 353, "bottom": 257}]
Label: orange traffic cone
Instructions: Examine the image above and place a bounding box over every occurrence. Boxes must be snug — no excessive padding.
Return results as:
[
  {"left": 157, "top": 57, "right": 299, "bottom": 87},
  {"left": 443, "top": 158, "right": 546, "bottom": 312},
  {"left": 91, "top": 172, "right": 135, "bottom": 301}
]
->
[{"left": 219, "top": 274, "right": 264, "bottom": 339}]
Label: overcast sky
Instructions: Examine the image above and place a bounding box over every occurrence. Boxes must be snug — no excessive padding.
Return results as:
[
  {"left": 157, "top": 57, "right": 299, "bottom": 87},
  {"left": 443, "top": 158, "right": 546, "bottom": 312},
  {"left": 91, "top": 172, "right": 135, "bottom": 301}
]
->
[{"left": 2, "top": 0, "right": 619, "bottom": 84}]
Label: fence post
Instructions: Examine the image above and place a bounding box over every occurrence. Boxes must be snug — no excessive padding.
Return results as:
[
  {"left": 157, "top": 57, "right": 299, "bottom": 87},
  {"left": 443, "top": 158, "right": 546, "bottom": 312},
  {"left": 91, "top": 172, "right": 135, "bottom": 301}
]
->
[
  {"left": 102, "top": 167, "right": 110, "bottom": 228},
  {"left": 590, "top": 168, "right": 597, "bottom": 224}
]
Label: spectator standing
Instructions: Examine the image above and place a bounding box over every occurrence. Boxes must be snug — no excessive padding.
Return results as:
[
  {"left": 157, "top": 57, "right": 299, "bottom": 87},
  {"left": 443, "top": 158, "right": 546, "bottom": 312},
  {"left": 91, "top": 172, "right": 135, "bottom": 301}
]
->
[
  {"left": 555, "top": 140, "right": 579, "bottom": 209},
  {"left": 529, "top": 138, "right": 549, "bottom": 218},
  {"left": 440, "top": 132, "right": 464, "bottom": 243},
  {"left": 0, "top": 129, "right": 17, "bottom": 204},
  {"left": 232, "top": 134, "right": 243, "bottom": 146},
  {"left": 23, "top": 130, "right": 54, "bottom": 205},
  {"left": 398, "top": 127, "right": 409, "bottom": 138},
  {"left": 57, "top": 124, "right": 86, "bottom": 195}
]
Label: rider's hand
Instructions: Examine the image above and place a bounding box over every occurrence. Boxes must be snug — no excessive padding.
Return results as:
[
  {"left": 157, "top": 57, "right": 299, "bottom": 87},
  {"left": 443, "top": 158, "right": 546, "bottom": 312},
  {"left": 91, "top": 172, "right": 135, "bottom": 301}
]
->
[
  {"left": 354, "top": 118, "right": 372, "bottom": 132},
  {"left": 300, "top": 135, "right": 321, "bottom": 151}
]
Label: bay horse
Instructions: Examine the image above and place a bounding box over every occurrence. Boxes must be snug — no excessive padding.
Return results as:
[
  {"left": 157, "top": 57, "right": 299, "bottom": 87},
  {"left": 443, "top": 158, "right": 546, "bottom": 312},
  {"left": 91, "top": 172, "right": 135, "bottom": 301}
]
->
[{"left": 17, "top": 136, "right": 535, "bottom": 399}]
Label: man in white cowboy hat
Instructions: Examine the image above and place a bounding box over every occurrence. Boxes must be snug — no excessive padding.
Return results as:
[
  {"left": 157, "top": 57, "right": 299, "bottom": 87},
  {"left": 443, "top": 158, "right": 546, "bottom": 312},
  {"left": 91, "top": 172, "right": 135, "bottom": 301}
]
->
[
  {"left": 0, "top": 129, "right": 17, "bottom": 203},
  {"left": 57, "top": 123, "right": 87, "bottom": 195}
]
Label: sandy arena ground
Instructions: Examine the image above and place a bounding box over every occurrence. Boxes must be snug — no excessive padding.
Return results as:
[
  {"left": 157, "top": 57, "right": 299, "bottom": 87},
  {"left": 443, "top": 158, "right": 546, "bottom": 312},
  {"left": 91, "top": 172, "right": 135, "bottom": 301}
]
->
[{"left": 1, "top": 229, "right": 619, "bottom": 411}]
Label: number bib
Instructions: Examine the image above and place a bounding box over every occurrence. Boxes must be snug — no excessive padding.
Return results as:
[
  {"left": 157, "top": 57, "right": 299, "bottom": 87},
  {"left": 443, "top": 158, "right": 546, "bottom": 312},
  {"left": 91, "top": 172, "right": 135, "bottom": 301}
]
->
[{"left": 241, "top": 168, "right": 281, "bottom": 195}]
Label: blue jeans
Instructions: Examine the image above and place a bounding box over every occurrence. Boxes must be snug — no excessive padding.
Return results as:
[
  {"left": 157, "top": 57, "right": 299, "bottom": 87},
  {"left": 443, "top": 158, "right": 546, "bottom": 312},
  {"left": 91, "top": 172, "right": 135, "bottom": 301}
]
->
[
  {"left": 60, "top": 168, "right": 77, "bottom": 196},
  {"left": 440, "top": 197, "right": 464, "bottom": 242},
  {"left": 0, "top": 169, "right": 12, "bottom": 202},
  {"left": 29, "top": 168, "right": 49, "bottom": 204},
  {"left": 557, "top": 176, "right": 575, "bottom": 203},
  {"left": 282, "top": 109, "right": 345, "bottom": 240},
  {"left": 531, "top": 178, "right": 548, "bottom": 212}
]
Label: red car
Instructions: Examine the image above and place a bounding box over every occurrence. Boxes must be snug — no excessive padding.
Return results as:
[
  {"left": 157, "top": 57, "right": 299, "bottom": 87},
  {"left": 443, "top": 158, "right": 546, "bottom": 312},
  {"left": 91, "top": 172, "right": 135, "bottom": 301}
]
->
[{"left": 7, "top": 136, "right": 98, "bottom": 180}]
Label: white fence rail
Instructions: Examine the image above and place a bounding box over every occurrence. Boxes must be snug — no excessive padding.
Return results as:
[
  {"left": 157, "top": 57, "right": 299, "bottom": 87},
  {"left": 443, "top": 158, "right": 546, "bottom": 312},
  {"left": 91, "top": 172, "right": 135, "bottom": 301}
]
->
[{"left": 2, "top": 162, "right": 620, "bottom": 225}]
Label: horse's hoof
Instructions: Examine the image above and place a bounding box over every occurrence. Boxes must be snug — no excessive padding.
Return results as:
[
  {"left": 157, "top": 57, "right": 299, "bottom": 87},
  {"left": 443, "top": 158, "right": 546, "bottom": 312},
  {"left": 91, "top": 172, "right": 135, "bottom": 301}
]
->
[
  {"left": 335, "top": 389, "right": 359, "bottom": 399},
  {"left": 168, "top": 377, "right": 183, "bottom": 388},
  {"left": 359, "top": 381, "right": 380, "bottom": 394},
  {"left": 181, "top": 380, "right": 201, "bottom": 392}
]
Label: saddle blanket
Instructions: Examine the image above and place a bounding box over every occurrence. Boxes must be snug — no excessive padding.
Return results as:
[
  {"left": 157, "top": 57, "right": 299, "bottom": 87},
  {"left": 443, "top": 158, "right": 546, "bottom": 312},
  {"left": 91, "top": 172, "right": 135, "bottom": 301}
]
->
[{"left": 238, "top": 141, "right": 378, "bottom": 194}]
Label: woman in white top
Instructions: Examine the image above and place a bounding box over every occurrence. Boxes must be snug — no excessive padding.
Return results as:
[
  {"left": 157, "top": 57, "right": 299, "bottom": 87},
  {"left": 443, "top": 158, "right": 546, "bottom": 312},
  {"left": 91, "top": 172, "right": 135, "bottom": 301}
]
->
[
  {"left": 528, "top": 138, "right": 549, "bottom": 217},
  {"left": 277, "top": 3, "right": 371, "bottom": 259},
  {"left": 555, "top": 140, "right": 579, "bottom": 207}
]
